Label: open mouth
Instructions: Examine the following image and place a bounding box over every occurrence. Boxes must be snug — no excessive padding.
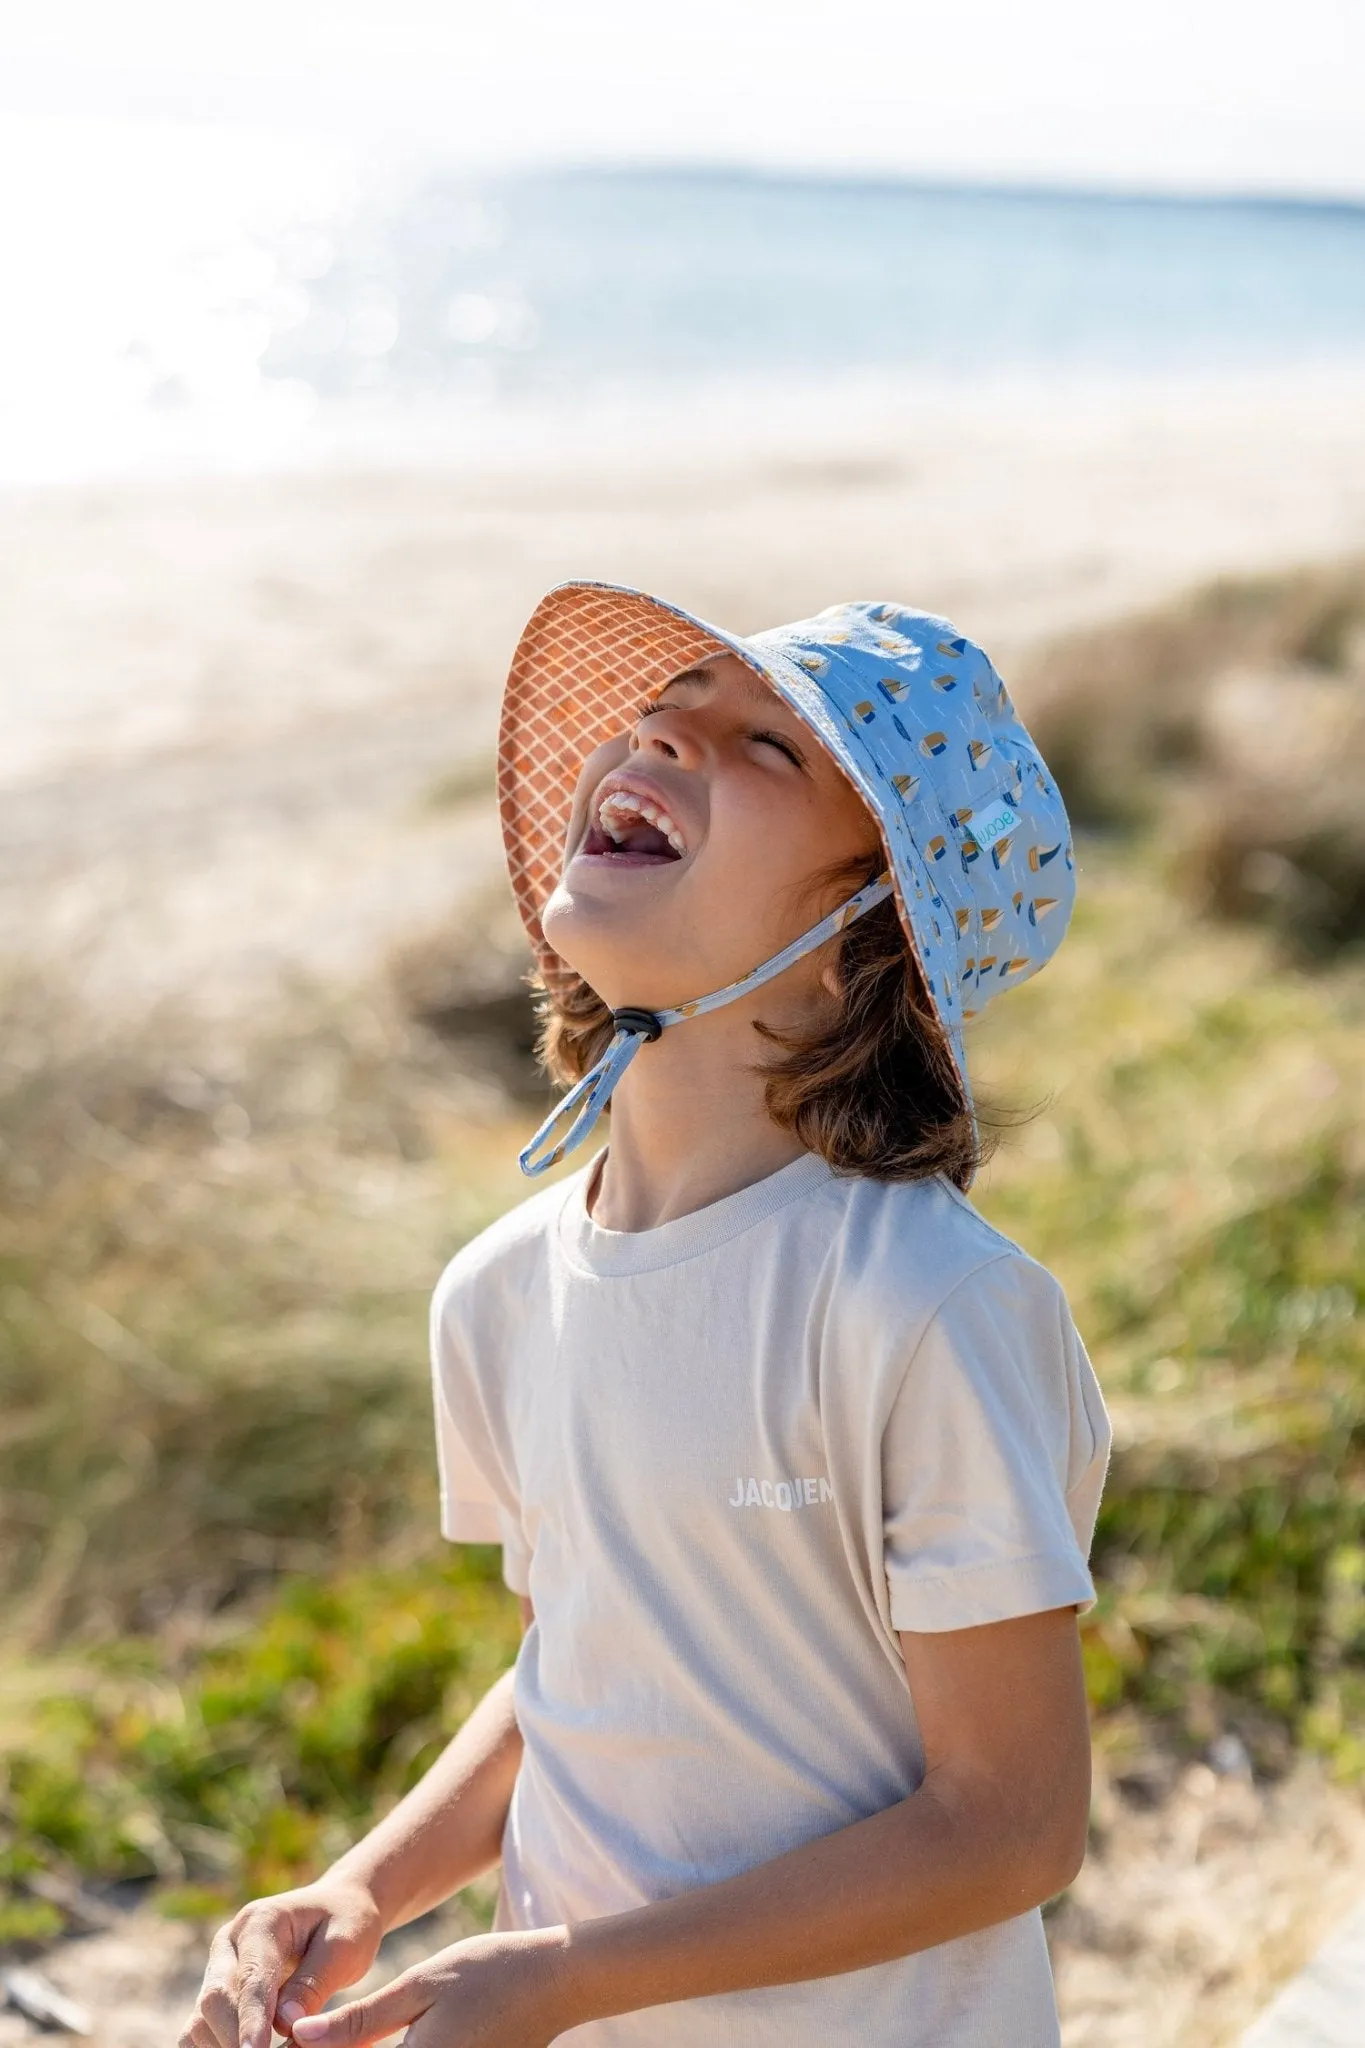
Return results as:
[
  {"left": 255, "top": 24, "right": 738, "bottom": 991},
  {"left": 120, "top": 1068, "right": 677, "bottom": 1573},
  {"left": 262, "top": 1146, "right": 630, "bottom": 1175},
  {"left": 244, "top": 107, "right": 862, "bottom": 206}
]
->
[{"left": 579, "top": 786, "right": 687, "bottom": 866}]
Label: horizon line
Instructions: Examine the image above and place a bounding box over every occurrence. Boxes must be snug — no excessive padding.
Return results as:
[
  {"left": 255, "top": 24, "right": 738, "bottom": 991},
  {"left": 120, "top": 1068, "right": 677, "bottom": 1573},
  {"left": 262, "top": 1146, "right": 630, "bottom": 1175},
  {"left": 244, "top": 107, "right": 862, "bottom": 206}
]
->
[{"left": 473, "top": 156, "right": 1365, "bottom": 217}]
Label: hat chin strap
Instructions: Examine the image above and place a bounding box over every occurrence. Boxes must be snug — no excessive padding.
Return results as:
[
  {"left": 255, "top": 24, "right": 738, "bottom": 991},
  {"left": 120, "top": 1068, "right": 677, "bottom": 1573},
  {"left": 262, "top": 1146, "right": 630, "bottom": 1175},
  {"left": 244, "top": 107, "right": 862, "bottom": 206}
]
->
[{"left": 519, "top": 873, "right": 894, "bottom": 1177}]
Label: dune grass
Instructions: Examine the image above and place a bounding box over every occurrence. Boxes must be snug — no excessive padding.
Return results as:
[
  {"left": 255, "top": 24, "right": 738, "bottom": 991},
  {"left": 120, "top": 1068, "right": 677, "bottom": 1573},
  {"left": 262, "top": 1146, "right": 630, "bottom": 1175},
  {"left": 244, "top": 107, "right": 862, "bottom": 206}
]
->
[
  {"left": 0, "top": 979, "right": 534, "bottom": 1647},
  {"left": 1022, "top": 555, "right": 1365, "bottom": 955},
  {"left": 2, "top": 562, "right": 1364, "bottom": 1943}
]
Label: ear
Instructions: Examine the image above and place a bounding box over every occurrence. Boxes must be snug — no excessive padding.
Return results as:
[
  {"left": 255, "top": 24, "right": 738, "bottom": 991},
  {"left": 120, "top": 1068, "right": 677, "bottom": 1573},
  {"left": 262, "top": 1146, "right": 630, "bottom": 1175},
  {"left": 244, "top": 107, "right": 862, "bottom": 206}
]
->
[{"left": 819, "top": 960, "right": 842, "bottom": 998}]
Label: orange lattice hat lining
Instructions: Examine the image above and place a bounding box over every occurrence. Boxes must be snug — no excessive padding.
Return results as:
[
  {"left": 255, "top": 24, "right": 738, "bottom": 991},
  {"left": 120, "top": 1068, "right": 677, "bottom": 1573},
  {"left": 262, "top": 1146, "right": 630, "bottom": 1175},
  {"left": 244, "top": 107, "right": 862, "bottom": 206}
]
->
[{"left": 498, "top": 583, "right": 743, "bottom": 992}]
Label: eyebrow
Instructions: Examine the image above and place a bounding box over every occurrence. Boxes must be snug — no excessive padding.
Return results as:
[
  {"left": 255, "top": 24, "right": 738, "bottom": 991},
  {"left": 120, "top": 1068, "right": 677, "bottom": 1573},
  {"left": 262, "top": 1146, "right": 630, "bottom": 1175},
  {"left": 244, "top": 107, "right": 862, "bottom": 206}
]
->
[
  {"left": 655, "top": 665, "right": 715, "bottom": 697},
  {"left": 656, "top": 661, "right": 772, "bottom": 705}
]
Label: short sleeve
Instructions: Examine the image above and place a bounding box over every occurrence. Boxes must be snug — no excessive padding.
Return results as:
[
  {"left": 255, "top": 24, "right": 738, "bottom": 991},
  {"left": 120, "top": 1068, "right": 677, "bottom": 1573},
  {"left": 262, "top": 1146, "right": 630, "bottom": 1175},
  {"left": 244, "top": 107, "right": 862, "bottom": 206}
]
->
[
  {"left": 429, "top": 1268, "right": 532, "bottom": 1597},
  {"left": 881, "top": 1252, "right": 1111, "bottom": 1632}
]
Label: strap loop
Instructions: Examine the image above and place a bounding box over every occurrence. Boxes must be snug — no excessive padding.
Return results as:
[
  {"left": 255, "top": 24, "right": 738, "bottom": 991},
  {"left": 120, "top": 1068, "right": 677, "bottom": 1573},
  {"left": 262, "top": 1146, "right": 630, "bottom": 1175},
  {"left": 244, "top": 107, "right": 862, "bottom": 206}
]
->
[{"left": 610, "top": 1007, "right": 664, "bottom": 1042}]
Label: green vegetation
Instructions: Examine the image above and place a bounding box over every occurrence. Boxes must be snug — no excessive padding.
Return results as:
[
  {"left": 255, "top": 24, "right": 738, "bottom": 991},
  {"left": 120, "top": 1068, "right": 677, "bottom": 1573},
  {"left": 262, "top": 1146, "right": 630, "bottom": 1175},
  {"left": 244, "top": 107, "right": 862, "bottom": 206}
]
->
[
  {"left": 2, "top": 563, "right": 1363, "bottom": 1945},
  {"left": 0, "top": 1558, "right": 518, "bottom": 1943}
]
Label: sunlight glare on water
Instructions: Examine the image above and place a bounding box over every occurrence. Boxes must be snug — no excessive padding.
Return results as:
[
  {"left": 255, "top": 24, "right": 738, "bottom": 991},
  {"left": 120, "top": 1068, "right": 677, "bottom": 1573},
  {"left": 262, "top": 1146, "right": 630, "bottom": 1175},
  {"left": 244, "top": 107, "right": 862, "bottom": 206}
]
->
[
  {"left": 4, "top": 109, "right": 1365, "bottom": 486},
  {"left": 0, "top": 112, "right": 354, "bottom": 483}
]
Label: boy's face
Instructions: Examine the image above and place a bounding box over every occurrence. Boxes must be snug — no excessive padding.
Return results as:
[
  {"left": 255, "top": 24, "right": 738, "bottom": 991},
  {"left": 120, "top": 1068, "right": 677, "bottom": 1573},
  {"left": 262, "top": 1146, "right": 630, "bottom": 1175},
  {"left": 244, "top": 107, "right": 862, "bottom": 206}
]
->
[{"left": 542, "top": 653, "right": 880, "bottom": 1011}]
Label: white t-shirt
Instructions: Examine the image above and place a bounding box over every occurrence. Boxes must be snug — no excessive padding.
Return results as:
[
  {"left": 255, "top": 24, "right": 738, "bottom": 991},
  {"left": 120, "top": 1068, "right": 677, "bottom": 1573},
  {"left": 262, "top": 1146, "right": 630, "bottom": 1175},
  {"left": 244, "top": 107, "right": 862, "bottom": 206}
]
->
[{"left": 431, "top": 1150, "right": 1111, "bottom": 2048}]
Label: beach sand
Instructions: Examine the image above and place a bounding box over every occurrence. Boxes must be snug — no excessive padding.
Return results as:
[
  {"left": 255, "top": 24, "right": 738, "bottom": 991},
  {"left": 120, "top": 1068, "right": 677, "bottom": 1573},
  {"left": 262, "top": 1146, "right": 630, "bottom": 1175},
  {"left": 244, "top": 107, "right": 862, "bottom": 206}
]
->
[{"left": 6, "top": 367, "right": 1365, "bottom": 1018}]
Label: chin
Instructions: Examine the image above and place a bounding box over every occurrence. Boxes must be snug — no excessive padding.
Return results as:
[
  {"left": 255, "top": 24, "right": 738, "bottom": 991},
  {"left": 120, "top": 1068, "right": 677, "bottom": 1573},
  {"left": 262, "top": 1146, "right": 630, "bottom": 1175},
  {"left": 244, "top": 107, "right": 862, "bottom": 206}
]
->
[
  {"left": 542, "top": 892, "right": 645, "bottom": 999},
  {"left": 543, "top": 891, "right": 707, "bottom": 1013}
]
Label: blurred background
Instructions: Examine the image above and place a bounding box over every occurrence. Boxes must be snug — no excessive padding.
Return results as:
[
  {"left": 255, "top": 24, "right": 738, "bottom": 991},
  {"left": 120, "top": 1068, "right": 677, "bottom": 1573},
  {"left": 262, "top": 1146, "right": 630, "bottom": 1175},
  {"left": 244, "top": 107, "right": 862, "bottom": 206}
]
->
[{"left": 2, "top": 5, "right": 1364, "bottom": 2043}]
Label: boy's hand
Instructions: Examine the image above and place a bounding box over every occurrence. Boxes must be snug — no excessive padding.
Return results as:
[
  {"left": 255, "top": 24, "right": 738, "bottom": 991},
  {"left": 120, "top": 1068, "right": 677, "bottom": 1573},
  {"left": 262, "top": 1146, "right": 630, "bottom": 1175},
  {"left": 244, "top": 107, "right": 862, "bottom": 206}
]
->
[
  {"left": 287, "top": 1927, "right": 575, "bottom": 2048},
  {"left": 179, "top": 1878, "right": 384, "bottom": 2048}
]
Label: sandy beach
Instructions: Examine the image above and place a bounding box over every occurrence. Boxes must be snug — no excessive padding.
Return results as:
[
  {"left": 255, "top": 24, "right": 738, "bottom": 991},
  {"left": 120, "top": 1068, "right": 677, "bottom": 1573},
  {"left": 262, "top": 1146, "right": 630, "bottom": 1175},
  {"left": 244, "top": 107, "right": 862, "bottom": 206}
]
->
[{"left": 5, "top": 366, "right": 1365, "bottom": 1016}]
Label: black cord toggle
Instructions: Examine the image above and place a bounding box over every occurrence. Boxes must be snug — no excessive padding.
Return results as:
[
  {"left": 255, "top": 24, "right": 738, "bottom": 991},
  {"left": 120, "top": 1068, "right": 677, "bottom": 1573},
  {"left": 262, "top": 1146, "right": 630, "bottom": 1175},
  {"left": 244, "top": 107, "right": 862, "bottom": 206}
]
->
[{"left": 611, "top": 1006, "right": 664, "bottom": 1042}]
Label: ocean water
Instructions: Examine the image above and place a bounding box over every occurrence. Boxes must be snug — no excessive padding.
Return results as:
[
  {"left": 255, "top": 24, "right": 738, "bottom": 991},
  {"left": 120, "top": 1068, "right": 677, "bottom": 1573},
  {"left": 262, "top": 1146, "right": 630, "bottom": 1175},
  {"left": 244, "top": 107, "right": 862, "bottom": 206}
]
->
[{"left": 4, "top": 115, "right": 1365, "bottom": 484}]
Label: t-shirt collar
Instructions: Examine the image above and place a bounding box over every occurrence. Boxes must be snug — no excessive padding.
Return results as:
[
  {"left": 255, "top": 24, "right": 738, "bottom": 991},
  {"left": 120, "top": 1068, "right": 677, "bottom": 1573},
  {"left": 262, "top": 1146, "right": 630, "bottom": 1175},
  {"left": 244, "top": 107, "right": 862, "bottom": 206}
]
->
[{"left": 557, "top": 1147, "right": 835, "bottom": 1277}]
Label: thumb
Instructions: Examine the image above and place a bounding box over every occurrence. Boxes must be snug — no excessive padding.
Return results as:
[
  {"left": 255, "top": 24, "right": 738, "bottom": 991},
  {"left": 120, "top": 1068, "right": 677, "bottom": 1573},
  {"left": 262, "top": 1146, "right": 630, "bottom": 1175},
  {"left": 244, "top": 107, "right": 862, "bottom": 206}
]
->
[
  {"left": 276, "top": 1923, "right": 378, "bottom": 2034},
  {"left": 289, "top": 1971, "right": 431, "bottom": 2047}
]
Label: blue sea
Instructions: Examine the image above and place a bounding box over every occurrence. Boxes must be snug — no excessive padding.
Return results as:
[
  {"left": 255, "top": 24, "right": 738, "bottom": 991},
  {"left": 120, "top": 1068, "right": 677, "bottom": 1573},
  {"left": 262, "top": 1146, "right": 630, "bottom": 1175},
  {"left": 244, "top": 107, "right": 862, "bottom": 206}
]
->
[
  {"left": 5, "top": 113, "right": 1365, "bottom": 483},
  {"left": 272, "top": 168, "right": 1365, "bottom": 396}
]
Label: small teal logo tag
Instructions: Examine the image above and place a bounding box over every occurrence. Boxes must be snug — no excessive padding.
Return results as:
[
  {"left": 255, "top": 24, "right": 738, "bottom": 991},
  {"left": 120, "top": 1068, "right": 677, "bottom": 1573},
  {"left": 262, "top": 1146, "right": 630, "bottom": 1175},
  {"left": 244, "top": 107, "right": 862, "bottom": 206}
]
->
[{"left": 969, "top": 796, "right": 1019, "bottom": 849}]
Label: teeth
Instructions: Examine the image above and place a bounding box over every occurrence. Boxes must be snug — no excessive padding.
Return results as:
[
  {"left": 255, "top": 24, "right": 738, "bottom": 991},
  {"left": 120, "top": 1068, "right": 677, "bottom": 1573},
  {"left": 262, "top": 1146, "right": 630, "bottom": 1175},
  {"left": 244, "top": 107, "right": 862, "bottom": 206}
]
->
[{"left": 597, "top": 789, "right": 687, "bottom": 856}]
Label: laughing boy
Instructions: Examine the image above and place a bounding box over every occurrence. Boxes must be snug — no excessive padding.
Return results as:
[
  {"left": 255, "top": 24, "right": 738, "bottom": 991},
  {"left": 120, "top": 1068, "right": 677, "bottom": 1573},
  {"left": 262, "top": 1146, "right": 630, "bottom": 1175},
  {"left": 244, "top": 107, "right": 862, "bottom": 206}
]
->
[{"left": 185, "top": 584, "right": 1111, "bottom": 2048}]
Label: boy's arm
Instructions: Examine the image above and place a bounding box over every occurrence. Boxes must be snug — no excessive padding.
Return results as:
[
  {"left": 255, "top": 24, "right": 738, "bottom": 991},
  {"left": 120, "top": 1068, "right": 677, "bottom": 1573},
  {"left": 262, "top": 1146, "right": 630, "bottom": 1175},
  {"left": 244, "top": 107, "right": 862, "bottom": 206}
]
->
[
  {"left": 324, "top": 1635, "right": 526, "bottom": 1931},
  {"left": 555, "top": 1601, "right": 1090, "bottom": 2018},
  {"left": 289, "top": 1601, "right": 1092, "bottom": 2047}
]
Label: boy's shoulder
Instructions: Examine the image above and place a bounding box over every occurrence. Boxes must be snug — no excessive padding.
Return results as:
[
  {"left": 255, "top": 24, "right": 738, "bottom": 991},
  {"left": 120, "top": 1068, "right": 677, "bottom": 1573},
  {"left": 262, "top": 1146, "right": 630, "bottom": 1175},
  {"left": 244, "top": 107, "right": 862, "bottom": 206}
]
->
[
  {"left": 815, "top": 1168, "right": 1067, "bottom": 1326},
  {"left": 819, "top": 1165, "right": 1027, "bottom": 1262},
  {"left": 431, "top": 1166, "right": 585, "bottom": 1321}
]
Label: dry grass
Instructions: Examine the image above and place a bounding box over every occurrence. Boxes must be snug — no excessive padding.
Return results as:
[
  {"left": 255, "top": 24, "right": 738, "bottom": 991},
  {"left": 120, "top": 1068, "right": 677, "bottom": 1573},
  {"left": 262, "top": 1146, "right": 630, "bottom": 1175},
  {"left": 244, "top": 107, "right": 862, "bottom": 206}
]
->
[
  {"left": 1024, "top": 557, "right": 1365, "bottom": 956},
  {"left": 0, "top": 971, "right": 532, "bottom": 1646},
  {"left": 1052, "top": 1749, "right": 1365, "bottom": 2048}
]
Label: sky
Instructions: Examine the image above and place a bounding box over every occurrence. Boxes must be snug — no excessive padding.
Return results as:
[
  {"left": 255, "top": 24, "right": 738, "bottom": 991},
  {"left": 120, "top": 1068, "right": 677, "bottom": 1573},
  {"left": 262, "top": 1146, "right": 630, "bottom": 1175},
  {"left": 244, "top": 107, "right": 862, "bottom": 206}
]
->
[{"left": 4, "top": 0, "right": 1365, "bottom": 199}]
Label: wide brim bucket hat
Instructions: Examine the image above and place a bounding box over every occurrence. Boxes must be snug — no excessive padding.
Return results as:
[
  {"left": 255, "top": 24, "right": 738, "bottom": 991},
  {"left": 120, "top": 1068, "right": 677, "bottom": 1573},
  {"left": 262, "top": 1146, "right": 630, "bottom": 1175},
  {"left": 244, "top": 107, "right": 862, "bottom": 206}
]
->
[{"left": 500, "top": 580, "right": 1076, "bottom": 1176}]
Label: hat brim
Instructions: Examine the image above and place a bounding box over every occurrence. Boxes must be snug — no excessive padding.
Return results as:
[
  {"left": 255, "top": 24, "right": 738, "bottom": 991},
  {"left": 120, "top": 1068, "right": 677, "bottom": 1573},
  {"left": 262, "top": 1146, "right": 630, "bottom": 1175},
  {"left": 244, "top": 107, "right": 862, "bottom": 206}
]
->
[
  {"left": 499, "top": 580, "right": 967, "bottom": 1109},
  {"left": 500, "top": 581, "right": 777, "bottom": 993}
]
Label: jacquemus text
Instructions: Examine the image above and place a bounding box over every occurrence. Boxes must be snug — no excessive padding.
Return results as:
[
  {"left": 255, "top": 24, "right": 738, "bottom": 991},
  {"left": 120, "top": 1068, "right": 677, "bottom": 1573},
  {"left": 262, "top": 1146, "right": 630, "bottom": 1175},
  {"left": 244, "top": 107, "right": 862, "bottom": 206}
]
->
[{"left": 728, "top": 1476, "right": 834, "bottom": 1512}]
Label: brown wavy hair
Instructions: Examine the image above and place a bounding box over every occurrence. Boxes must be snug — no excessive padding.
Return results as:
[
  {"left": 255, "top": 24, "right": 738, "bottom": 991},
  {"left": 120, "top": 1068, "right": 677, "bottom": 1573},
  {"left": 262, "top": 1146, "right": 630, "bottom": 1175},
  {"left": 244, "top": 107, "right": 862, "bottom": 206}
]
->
[{"left": 534, "top": 853, "right": 1004, "bottom": 1190}]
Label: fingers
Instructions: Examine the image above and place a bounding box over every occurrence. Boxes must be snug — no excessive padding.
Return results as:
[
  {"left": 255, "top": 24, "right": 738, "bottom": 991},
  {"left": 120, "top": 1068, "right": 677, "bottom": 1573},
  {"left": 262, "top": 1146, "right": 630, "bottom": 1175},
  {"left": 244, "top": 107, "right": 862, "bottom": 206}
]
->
[
  {"left": 177, "top": 2017, "right": 228, "bottom": 2048},
  {"left": 276, "top": 1918, "right": 372, "bottom": 2033},
  {"left": 290, "top": 1971, "right": 430, "bottom": 2047},
  {"left": 181, "top": 1895, "right": 382, "bottom": 2048},
  {"left": 182, "top": 1911, "right": 300, "bottom": 2048},
  {"left": 179, "top": 1980, "right": 245, "bottom": 2048},
  {"left": 180, "top": 1929, "right": 250, "bottom": 2048},
  {"left": 275, "top": 1967, "right": 327, "bottom": 2032},
  {"left": 178, "top": 2026, "right": 226, "bottom": 2048},
  {"left": 234, "top": 1915, "right": 307, "bottom": 2048}
]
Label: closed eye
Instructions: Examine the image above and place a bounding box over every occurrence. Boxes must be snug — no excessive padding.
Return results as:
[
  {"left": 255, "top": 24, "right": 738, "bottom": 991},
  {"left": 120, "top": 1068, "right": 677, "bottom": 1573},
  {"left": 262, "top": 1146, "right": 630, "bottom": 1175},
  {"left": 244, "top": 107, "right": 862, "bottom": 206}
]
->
[
  {"left": 751, "top": 728, "right": 807, "bottom": 769},
  {"left": 636, "top": 698, "right": 807, "bottom": 769}
]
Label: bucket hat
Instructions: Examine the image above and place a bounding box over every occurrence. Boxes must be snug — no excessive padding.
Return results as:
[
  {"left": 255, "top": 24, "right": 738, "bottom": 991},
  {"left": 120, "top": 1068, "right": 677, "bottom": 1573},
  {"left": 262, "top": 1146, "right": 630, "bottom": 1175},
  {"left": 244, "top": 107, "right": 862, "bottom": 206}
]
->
[{"left": 501, "top": 581, "right": 1075, "bottom": 1181}]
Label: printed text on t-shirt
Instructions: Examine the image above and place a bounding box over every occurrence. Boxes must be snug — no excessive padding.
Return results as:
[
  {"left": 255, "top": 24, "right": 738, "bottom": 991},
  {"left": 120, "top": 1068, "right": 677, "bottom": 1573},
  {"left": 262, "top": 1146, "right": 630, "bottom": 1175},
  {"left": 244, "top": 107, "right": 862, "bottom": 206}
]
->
[{"left": 728, "top": 1475, "right": 834, "bottom": 1512}]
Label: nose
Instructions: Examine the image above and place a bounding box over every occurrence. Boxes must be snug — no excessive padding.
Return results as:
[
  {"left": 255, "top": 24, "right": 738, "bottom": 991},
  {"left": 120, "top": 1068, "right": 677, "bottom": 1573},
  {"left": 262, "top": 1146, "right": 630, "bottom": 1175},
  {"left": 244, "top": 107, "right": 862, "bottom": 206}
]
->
[{"left": 629, "top": 702, "right": 705, "bottom": 768}]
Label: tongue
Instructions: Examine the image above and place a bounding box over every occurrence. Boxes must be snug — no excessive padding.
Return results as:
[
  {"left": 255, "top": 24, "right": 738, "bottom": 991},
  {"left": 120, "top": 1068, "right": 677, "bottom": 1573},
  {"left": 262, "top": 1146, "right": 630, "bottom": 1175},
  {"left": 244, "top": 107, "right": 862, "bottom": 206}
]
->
[{"left": 614, "top": 822, "right": 677, "bottom": 858}]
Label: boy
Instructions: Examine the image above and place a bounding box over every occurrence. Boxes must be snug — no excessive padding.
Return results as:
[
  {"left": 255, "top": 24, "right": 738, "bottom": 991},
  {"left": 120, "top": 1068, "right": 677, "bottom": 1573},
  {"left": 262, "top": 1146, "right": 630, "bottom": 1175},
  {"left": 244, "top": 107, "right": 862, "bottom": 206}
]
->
[{"left": 183, "top": 584, "right": 1111, "bottom": 2048}]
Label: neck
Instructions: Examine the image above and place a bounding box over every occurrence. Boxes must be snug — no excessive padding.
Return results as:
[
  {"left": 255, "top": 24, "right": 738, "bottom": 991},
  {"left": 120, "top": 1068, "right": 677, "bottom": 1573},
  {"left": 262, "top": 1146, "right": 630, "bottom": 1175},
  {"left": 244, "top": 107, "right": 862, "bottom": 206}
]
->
[{"left": 585, "top": 995, "right": 814, "bottom": 1232}]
